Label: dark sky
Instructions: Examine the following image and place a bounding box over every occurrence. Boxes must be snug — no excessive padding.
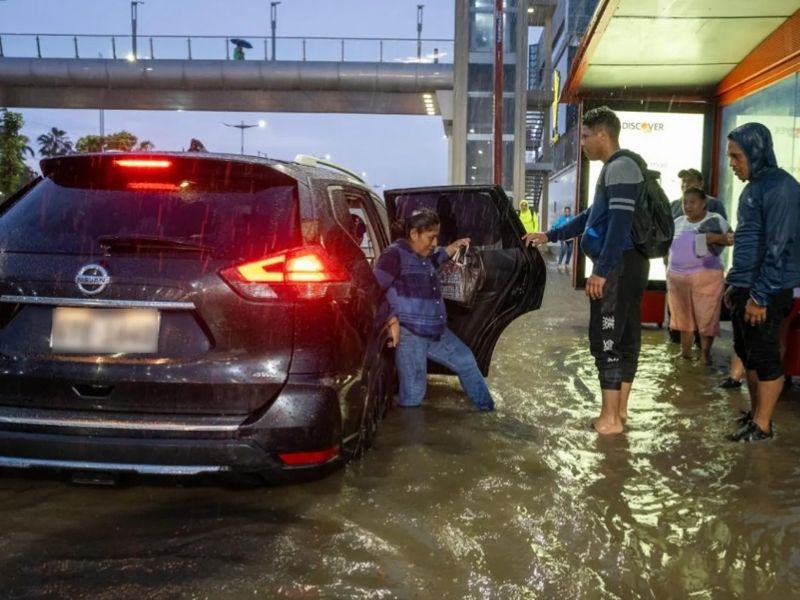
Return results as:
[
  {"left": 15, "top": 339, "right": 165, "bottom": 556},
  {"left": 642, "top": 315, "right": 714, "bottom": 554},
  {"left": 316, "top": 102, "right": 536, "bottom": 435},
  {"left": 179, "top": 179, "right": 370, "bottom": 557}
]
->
[{"left": 1, "top": 0, "right": 455, "bottom": 191}]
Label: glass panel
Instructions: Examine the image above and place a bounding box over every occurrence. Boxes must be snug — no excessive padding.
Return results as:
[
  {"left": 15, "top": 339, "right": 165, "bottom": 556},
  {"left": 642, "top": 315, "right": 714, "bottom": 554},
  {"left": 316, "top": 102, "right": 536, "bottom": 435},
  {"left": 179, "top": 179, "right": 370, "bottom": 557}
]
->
[
  {"left": 469, "top": 12, "right": 493, "bottom": 52},
  {"left": 2, "top": 157, "right": 300, "bottom": 259},
  {"left": 717, "top": 74, "right": 799, "bottom": 236},
  {"left": 392, "top": 190, "right": 503, "bottom": 248},
  {"left": 467, "top": 96, "right": 516, "bottom": 134}
]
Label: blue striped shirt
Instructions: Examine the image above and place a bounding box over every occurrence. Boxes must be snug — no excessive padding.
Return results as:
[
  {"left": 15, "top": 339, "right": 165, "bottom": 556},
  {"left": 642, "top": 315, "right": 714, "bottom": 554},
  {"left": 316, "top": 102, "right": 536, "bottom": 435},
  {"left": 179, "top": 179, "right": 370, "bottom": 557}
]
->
[{"left": 373, "top": 239, "right": 450, "bottom": 338}]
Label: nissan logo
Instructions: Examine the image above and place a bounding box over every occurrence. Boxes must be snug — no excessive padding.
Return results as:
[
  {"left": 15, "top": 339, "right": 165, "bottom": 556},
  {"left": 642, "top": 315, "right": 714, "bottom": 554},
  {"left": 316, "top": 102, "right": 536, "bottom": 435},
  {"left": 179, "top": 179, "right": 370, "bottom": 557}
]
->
[{"left": 75, "top": 264, "right": 111, "bottom": 296}]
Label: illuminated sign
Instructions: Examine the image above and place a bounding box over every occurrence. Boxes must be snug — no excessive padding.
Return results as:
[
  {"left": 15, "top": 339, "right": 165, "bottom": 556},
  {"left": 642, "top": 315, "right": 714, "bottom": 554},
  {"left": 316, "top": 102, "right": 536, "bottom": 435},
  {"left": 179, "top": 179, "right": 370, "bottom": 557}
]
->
[
  {"left": 551, "top": 69, "right": 561, "bottom": 143},
  {"left": 621, "top": 121, "right": 665, "bottom": 133}
]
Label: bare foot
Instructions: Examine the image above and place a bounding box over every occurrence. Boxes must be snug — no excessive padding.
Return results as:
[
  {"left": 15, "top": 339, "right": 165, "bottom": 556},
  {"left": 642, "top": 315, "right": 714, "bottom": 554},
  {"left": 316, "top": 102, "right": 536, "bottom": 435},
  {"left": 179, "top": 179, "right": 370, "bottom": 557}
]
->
[{"left": 591, "top": 417, "right": 624, "bottom": 435}]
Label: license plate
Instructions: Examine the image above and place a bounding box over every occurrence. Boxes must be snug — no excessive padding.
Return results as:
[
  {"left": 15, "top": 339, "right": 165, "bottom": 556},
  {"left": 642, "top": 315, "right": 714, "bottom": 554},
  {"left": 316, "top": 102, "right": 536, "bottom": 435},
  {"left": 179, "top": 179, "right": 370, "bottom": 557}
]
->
[{"left": 50, "top": 307, "right": 160, "bottom": 354}]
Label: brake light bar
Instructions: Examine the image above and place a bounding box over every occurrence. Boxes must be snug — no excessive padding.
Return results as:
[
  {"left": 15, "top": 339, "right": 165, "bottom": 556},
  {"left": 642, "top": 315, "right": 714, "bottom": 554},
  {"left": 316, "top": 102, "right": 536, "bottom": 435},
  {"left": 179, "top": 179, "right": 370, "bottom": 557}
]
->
[{"left": 115, "top": 159, "right": 172, "bottom": 168}]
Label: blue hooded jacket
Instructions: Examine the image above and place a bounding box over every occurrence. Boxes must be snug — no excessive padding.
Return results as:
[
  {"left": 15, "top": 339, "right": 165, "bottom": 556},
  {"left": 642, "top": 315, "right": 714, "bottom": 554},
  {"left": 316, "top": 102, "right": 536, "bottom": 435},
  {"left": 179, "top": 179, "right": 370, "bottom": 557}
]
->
[{"left": 725, "top": 122, "right": 800, "bottom": 306}]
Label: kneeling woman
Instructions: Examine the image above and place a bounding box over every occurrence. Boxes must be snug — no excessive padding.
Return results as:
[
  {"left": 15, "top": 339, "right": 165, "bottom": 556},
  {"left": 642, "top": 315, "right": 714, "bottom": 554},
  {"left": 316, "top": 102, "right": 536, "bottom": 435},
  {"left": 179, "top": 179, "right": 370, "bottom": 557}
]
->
[
  {"left": 373, "top": 208, "right": 494, "bottom": 411},
  {"left": 667, "top": 187, "right": 731, "bottom": 364}
]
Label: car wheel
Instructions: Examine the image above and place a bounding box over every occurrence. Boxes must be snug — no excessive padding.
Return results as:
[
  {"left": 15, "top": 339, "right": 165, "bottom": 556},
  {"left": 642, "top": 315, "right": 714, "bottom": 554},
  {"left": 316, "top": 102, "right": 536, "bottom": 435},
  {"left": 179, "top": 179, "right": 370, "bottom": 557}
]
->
[{"left": 352, "top": 349, "right": 393, "bottom": 459}]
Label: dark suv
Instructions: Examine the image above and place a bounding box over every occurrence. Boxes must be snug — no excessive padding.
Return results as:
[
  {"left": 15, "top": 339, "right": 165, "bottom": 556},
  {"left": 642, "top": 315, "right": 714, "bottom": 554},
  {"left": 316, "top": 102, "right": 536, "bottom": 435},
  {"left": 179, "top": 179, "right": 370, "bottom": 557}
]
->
[{"left": 0, "top": 152, "right": 544, "bottom": 481}]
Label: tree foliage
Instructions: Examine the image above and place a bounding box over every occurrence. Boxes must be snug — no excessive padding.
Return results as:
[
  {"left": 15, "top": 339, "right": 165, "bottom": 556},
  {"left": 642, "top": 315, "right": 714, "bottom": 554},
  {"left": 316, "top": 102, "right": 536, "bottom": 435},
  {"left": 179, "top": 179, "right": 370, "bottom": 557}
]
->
[
  {"left": 75, "top": 135, "right": 103, "bottom": 153},
  {"left": 0, "top": 110, "right": 35, "bottom": 197},
  {"left": 37, "top": 127, "right": 74, "bottom": 157},
  {"left": 76, "top": 130, "right": 141, "bottom": 153}
]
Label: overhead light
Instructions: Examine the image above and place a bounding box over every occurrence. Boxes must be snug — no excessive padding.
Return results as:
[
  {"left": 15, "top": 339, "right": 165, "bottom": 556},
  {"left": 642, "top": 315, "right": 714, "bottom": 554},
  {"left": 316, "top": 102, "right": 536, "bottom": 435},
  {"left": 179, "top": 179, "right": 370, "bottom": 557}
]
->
[
  {"left": 528, "top": 7, "right": 534, "bottom": 14},
  {"left": 478, "top": 149, "right": 483, "bottom": 155}
]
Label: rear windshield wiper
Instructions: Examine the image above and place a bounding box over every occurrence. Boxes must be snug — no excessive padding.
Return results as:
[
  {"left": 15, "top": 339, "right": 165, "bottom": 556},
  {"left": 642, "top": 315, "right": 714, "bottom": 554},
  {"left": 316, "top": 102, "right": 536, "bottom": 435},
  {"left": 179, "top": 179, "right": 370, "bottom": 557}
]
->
[{"left": 98, "top": 235, "right": 214, "bottom": 254}]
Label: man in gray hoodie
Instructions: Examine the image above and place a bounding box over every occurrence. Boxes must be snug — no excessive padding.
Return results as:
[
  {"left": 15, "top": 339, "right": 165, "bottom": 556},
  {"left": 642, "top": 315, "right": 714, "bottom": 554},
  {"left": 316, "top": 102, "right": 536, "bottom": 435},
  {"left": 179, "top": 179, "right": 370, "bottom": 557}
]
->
[{"left": 725, "top": 122, "right": 800, "bottom": 442}]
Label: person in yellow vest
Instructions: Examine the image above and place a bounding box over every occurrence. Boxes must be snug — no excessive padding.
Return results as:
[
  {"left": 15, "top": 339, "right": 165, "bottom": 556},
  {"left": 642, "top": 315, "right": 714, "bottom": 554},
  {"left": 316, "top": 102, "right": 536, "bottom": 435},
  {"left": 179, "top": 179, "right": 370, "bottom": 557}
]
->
[{"left": 517, "top": 200, "right": 538, "bottom": 233}]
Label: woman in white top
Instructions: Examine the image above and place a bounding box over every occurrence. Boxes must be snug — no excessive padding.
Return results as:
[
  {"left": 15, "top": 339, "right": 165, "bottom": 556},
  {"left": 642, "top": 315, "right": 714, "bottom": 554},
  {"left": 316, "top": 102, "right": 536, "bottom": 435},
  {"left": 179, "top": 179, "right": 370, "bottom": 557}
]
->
[{"left": 667, "top": 187, "right": 731, "bottom": 364}]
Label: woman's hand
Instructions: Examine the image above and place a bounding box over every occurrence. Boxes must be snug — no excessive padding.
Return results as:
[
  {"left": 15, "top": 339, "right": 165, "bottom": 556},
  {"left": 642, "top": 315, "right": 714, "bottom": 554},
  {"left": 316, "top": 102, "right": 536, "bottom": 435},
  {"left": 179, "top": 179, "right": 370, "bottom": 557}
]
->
[
  {"left": 386, "top": 317, "right": 400, "bottom": 348},
  {"left": 707, "top": 231, "right": 734, "bottom": 246},
  {"left": 445, "top": 238, "right": 471, "bottom": 257}
]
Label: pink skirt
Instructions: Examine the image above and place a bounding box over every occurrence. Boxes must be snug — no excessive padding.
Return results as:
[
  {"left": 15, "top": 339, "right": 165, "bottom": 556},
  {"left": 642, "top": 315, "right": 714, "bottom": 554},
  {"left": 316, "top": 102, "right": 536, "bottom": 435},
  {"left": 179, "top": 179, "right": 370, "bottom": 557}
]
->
[{"left": 667, "top": 269, "right": 724, "bottom": 336}]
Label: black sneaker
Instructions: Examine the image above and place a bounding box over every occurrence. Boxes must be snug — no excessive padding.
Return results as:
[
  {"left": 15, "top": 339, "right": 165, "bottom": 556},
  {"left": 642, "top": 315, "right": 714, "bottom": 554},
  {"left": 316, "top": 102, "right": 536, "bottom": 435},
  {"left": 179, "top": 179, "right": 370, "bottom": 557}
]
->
[
  {"left": 720, "top": 377, "right": 743, "bottom": 389},
  {"left": 728, "top": 420, "right": 773, "bottom": 442},
  {"left": 735, "top": 410, "right": 752, "bottom": 426}
]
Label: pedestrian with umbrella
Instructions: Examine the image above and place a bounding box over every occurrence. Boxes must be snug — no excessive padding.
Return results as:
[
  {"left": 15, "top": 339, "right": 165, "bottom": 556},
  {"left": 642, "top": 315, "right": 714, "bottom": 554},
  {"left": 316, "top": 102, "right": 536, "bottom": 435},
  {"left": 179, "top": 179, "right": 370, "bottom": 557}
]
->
[{"left": 230, "top": 38, "right": 252, "bottom": 60}]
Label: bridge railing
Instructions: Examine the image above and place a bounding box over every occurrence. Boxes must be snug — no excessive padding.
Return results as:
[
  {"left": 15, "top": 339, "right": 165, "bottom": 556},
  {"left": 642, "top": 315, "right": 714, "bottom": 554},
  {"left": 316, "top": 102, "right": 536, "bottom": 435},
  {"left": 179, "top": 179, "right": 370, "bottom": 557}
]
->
[{"left": 0, "top": 33, "right": 454, "bottom": 63}]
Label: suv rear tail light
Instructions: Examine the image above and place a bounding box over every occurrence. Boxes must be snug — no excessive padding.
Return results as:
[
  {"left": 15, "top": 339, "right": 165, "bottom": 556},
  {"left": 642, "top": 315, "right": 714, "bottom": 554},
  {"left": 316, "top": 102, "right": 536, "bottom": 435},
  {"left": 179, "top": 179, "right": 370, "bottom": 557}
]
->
[{"left": 220, "top": 246, "right": 351, "bottom": 300}]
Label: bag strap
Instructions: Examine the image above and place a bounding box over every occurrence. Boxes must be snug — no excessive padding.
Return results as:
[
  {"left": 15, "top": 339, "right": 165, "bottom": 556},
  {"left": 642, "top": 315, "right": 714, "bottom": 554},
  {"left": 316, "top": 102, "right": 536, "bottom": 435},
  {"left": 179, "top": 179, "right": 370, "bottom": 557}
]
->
[
  {"left": 611, "top": 149, "right": 650, "bottom": 207},
  {"left": 452, "top": 243, "right": 469, "bottom": 266}
]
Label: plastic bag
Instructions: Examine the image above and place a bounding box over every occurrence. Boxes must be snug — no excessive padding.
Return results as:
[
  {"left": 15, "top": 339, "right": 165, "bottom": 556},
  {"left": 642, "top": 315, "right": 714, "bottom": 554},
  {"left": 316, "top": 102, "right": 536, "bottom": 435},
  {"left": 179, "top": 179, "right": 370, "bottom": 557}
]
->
[{"left": 438, "top": 244, "right": 485, "bottom": 307}]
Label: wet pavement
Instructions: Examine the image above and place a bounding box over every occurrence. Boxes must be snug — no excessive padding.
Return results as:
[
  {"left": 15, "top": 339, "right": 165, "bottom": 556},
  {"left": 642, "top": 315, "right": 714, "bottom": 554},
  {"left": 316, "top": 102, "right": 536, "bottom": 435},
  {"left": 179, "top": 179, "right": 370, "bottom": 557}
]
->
[{"left": 1, "top": 259, "right": 800, "bottom": 599}]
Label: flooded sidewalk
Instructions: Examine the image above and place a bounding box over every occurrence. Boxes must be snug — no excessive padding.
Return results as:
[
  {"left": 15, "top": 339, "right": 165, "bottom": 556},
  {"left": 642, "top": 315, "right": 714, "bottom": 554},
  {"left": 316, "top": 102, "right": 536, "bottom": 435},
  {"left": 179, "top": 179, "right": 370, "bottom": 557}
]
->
[{"left": 1, "top": 262, "right": 800, "bottom": 599}]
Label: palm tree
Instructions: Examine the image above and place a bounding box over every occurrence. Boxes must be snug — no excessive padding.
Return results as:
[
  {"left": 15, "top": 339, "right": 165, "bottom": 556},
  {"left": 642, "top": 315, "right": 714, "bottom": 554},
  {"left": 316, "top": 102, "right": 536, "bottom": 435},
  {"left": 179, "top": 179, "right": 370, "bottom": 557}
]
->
[{"left": 37, "top": 127, "right": 73, "bottom": 157}]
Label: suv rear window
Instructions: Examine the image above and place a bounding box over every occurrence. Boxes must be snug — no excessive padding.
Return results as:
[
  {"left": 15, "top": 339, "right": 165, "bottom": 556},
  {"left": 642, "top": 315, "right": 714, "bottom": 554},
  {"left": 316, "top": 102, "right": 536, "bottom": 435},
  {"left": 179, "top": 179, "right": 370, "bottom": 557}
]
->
[{"left": 0, "top": 155, "right": 301, "bottom": 260}]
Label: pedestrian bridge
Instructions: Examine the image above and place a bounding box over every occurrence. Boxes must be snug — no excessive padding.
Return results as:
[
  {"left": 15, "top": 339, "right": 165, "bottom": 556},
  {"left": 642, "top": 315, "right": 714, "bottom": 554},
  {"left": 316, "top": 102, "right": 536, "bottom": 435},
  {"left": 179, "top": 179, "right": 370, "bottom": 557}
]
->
[{"left": 0, "top": 33, "right": 454, "bottom": 114}]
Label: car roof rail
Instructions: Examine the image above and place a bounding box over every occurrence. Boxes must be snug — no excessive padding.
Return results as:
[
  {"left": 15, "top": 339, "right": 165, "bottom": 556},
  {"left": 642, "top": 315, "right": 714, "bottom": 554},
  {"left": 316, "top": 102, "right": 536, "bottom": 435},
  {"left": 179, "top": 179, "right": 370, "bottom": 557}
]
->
[{"left": 293, "top": 154, "right": 366, "bottom": 184}]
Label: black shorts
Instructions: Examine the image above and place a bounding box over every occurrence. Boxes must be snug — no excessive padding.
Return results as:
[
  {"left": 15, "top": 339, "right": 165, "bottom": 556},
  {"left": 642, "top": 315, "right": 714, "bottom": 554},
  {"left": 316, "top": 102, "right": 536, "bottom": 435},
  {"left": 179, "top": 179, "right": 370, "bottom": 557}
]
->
[{"left": 729, "top": 287, "right": 793, "bottom": 381}]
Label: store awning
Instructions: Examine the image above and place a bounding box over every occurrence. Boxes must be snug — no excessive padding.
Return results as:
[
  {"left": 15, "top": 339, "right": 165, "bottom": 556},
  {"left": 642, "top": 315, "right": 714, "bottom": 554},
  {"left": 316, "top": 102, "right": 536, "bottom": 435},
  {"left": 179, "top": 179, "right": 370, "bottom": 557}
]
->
[{"left": 561, "top": 0, "right": 799, "bottom": 101}]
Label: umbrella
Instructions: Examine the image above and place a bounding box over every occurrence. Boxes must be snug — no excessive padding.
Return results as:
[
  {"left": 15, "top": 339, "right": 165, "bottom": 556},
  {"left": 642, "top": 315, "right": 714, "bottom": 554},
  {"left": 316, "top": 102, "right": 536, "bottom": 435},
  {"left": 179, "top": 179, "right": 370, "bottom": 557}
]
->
[{"left": 230, "top": 38, "right": 253, "bottom": 49}]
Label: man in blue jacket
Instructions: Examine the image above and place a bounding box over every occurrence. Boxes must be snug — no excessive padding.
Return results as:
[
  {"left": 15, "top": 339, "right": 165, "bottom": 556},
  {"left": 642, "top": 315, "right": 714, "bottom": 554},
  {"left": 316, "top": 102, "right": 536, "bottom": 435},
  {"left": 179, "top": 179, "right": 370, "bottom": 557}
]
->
[
  {"left": 726, "top": 123, "right": 800, "bottom": 442},
  {"left": 524, "top": 106, "right": 648, "bottom": 435}
]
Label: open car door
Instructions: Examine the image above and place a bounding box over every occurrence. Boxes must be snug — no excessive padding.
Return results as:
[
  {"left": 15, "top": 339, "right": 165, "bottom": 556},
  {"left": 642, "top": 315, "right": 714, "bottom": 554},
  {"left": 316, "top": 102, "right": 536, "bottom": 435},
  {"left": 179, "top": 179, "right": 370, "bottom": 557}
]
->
[{"left": 384, "top": 185, "right": 546, "bottom": 375}]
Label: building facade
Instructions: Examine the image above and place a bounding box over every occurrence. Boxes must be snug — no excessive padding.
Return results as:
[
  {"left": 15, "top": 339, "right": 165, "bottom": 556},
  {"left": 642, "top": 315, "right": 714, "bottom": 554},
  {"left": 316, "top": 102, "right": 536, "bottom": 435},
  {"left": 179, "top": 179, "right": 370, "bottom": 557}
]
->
[{"left": 451, "top": 0, "right": 532, "bottom": 205}]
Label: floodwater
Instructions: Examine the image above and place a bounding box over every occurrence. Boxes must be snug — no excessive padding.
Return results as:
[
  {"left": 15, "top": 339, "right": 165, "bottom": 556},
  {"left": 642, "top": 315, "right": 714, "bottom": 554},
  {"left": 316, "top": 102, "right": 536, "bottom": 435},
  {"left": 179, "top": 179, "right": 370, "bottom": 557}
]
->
[{"left": 1, "top": 263, "right": 800, "bottom": 600}]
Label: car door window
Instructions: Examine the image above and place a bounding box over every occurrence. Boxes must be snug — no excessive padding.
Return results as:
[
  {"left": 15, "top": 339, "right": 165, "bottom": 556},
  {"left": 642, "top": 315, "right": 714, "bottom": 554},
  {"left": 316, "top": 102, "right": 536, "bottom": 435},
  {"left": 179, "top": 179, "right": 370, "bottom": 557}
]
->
[
  {"left": 392, "top": 190, "right": 506, "bottom": 249},
  {"left": 327, "top": 186, "right": 385, "bottom": 265}
]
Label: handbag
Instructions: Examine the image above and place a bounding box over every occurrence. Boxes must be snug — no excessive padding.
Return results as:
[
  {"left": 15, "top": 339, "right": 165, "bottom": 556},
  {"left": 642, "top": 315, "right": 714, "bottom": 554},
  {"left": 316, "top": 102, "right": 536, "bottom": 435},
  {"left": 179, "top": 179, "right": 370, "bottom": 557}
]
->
[{"left": 438, "top": 244, "right": 485, "bottom": 307}]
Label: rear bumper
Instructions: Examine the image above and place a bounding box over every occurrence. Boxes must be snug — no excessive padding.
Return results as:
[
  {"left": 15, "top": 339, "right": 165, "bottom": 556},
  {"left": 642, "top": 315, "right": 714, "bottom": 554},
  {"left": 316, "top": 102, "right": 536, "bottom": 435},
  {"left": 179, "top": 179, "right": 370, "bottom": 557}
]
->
[
  {"left": 0, "top": 431, "right": 269, "bottom": 475},
  {"left": 0, "top": 380, "right": 345, "bottom": 479}
]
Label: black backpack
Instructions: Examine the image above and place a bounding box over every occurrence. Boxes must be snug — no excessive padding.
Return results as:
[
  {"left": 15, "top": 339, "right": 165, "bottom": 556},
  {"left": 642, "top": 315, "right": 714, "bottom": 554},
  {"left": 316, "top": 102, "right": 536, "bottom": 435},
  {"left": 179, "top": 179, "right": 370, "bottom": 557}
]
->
[{"left": 614, "top": 150, "right": 674, "bottom": 259}]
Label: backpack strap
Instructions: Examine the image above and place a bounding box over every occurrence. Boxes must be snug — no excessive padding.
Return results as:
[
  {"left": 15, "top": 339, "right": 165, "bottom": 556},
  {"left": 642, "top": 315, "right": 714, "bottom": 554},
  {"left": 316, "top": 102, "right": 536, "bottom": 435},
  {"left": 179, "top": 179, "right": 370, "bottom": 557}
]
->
[{"left": 610, "top": 149, "right": 655, "bottom": 205}]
